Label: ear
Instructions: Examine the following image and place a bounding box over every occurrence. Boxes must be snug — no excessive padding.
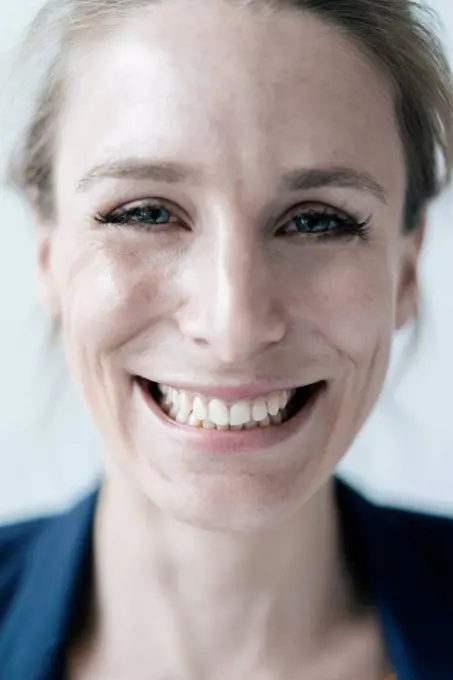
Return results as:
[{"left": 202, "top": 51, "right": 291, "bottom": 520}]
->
[
  {"left": 395, "top": 212, "right": 426, "bottom": 330},
  {"left": 27, "top": 189, "right": 61, "bottom": 322}
]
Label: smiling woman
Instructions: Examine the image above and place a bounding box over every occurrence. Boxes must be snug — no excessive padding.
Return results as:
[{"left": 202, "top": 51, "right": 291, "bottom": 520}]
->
[{"left": 1, "top": 1, "right": 453, "bottom": 679}]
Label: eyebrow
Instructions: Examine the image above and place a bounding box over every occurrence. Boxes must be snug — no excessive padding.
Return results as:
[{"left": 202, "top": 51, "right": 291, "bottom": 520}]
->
[
  {"left": 76, "top": 160, "right": 201, "bottom": 191},
  {"left": 76, "top": 159, "right": 388, "bottom": 204},
  {"left": 280, "top": 166, "right": 388, "bottom": 204}
]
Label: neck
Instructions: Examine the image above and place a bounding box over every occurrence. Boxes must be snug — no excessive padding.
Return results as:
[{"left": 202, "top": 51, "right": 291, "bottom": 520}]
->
[{"left": 82, "top": 473, "right": 359, "bottom": 679}]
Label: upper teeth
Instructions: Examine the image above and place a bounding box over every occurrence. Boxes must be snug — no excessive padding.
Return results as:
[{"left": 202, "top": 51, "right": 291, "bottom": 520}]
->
[{"left": 159, "top": 385, "right": 295, "bottom": 428}]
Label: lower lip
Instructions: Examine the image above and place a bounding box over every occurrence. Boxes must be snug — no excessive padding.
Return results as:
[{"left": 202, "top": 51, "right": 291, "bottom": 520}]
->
[{"left": 137, "top": 381, "right": 326, "bottom": 455}]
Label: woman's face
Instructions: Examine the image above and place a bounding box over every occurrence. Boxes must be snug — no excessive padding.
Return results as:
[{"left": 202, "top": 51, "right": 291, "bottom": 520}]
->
[{"left": 38, "top": 0, "right": 422, "bottom": 529}]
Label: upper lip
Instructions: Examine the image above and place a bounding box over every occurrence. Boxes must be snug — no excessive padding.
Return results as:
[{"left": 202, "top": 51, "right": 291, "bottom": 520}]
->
[{"left": 138, "top": 378, "right": 324, "bottom": 402}]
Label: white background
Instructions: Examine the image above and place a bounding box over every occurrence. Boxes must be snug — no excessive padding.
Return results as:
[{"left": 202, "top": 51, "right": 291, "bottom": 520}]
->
[{"left": 1, "top": 0, "right": 453, "bottom": 523}]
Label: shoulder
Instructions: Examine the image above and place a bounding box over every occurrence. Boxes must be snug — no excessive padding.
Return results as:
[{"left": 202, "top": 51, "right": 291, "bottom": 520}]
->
[
  {"left": 0, "top": 491, "right": 98, "bottom": 618},
  {"left": 374, "top": 497, "right": 453, "bottom": 585},
  {"left": 337, "top": 478, "right": 453, "bottom": 577},
  {"left": 337, "top": 478, "right": 453, "bottom": 549},
  {"left": 0, "top": 490, "right": 98, "bottom": 679},
  {"left": 336, "top": 476, "right": 453, "bottom": 534},
  {"left": 336, "top": 479, "right": 453, "bottom": 674},
  {"left": 0, "top": 514, "right": 50, "bottom": 621},
  {"left": 391, "top": 501, "right": 453, "bottom": 551},
  {"left": 370, "top": 498, "right": 453, "bottom": 587},
  {"left": 335, "top": 478, "right": 453, "bottom": 605}
]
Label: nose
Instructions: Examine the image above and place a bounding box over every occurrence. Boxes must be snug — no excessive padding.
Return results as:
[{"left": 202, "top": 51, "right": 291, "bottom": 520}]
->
[{"left": 177, "top": 223, "right": 287, "bottom": 364}]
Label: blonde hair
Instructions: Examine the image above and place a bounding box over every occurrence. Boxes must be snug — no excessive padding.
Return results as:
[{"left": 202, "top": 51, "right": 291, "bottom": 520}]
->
[{"left": 6, "top": 0, "right": 453, "bottom": 226}]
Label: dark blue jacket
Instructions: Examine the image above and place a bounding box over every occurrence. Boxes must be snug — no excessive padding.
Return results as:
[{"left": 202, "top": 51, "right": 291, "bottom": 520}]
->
[{"left": 0, "top": 480, "right": 452, "bottom": 680}]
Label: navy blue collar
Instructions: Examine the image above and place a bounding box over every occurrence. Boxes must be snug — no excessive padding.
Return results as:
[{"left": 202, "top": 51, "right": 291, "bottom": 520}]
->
[
  {"left": 0, "top": 489, "right": 97, "bottom": 679},
  {"left": 2, "top": 480, "right": 453, "bottom": 680},
  {"left": 335, "top": 481, "right": 453, "bottom": 680}
]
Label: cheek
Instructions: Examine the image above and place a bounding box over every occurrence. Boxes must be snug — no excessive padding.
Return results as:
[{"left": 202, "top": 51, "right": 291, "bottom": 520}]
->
[
  {"left": 281, "top": 244, "right": 397, "bottom": 360},
  {"left": 51, "top": 234, "right": 179, "bottom": 357}
]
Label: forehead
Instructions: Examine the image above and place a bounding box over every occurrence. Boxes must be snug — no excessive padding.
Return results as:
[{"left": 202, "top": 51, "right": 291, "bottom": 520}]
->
[{"left": 56, "top": 0, "right": 405, "bottom": 203}]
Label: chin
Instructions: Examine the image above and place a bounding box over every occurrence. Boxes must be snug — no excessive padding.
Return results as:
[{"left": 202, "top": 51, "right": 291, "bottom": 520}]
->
[{"left": 131, "top": 454, "right": 327, "bottom": 532}]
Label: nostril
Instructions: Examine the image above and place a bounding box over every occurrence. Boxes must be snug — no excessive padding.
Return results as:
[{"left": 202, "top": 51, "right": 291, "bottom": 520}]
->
[{"left": 192, "top": 337, "right": 210, "bottom": 348}]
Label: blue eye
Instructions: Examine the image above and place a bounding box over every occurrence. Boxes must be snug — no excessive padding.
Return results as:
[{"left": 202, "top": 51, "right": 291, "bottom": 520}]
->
[
  {"left": 95, "top": 201, "right": 178, "bottom": 230},
  {"left": 95, "top": 201, "right": 371, "bottom": 241},
  {"left": 277, "top": 208, "right": 371, "bottom": 241}
]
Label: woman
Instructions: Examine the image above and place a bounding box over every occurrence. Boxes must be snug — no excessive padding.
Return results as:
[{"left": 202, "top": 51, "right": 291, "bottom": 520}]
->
[{"left": 1, "top": 0, "right": 453, "bottom": 678}]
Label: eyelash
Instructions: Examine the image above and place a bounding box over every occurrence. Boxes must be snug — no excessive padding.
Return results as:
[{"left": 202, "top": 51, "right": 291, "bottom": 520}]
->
[{"left": 94, "top": 200, "right": 372, "bottom": 242}]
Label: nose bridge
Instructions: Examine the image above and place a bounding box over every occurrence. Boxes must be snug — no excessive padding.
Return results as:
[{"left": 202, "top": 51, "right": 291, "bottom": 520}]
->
[
  {"left": 218, "top": 224, "right": 258, "bottom": 324},
  {"left": 183, "top": 212, "right": 286, "bottom": 363}
]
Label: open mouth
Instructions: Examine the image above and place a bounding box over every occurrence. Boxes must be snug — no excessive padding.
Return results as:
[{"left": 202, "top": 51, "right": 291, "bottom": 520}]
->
[{"left": 137, "top": 379, "right": 327, "bottom": 432}]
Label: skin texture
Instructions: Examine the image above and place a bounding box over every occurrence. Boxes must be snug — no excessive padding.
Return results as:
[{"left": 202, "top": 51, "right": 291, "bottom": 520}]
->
[{"left": 34, "top": 0, "right": 423, "bottom": 677}]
